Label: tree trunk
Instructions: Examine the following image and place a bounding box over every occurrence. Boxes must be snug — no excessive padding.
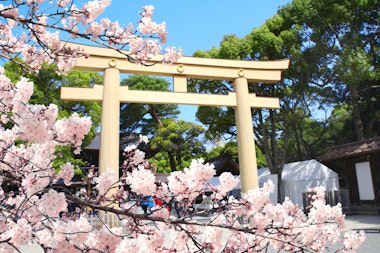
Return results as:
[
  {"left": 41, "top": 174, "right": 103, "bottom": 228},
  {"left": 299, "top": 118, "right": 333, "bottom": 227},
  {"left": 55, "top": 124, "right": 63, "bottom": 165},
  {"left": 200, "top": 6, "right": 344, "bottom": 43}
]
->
[
  {"left": 256, "top": 108, "right": 288, "bottom": 203},
  {"left": 257, "top": 110, "right": 274, "bottom": 172},
  {"left": 291, "top": 121, "right": 303, "bottom": 161},
  {"left": 176, "top": 153, "right": 182, "bottom": 171},
  {"left": 149, "top": 105, "right": 177, "bottom": 172},
  {"left": 363, "top": 86, "right": 377, "bottom": 139},
  {"left": 149, "top": 105, "right": 163, "bottom": 128},
  {"left": 349, "top": 85, "right": 365, "bottom": 140},
  {"left": 168, "top": 152, "right": 177, "bottom": 171}
]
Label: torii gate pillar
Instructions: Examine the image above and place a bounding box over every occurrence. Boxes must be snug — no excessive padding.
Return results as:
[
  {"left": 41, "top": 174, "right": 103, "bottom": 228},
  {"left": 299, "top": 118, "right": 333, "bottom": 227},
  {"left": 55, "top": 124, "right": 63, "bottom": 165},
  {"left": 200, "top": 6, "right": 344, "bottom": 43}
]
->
[
  {"left": 100, "top": 67, "right": 120, "bottom": 173},
  {"left": 234, "top": 77, "right": 258, "bottom": 191},
  {"left": 61, "top": 42, "right": 289, "bottom": 193}
]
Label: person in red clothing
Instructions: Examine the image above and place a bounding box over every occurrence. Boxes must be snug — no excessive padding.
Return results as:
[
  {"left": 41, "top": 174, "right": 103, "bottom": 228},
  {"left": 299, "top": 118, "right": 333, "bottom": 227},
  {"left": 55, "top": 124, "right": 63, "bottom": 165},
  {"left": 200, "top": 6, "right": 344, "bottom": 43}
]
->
[
  {"left": 154, "top": 196, "right": 171, "bottom": 214},
  {"left": 154, "top": 196, "right": 163, "bottom": 207}
]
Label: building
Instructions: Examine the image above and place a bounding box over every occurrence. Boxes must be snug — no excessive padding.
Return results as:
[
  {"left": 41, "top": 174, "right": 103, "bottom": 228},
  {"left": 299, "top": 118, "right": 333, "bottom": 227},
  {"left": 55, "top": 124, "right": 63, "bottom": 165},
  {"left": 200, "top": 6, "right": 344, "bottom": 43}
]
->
[
  {"left": 78, "top": 133, "right": 142, "bottom": 168},
  {"left": 317, "top": 137, "right": 380, "bottom": 214}
]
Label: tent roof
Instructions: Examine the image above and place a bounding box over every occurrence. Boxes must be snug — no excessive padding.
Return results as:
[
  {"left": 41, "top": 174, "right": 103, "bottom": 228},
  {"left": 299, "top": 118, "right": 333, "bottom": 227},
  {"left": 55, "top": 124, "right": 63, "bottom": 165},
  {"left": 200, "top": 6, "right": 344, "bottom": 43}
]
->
[{"left": 258, "top": 159, "right": 337, "bottom": 182}]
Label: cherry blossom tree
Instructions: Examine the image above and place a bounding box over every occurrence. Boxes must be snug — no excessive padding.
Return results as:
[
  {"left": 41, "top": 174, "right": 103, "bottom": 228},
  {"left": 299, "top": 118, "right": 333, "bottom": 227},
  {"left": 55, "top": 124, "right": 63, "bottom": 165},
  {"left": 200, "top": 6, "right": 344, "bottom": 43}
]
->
[
  {"left": 0, "top": 1, "right": 366, "bottom": 252},
  {"left": 0, "top": 0, "right": 182, "bottom": 73}
]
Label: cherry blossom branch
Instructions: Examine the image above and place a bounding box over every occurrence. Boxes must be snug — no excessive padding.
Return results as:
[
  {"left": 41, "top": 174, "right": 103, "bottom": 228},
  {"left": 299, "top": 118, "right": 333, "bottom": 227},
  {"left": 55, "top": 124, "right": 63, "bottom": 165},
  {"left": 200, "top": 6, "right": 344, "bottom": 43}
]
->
[{"left": 0, "top": 0, "right": 182, "bottom": 74}]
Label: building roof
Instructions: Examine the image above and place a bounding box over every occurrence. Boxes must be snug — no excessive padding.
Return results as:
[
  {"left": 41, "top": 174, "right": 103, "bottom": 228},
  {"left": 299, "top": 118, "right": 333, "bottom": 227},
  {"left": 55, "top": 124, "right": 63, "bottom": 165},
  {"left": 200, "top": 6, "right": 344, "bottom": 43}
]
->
[
  {"left": 84, "top": 134, "right": 101, "bottom": 150},
  {"left": 205, "top": 153, "right": 240, "bottom": 176},
  {"left": 317, "top": 136, "right": 380, "bottom": 162},
  {"left": 84, "top": 133, "right": 139, "bottom": 150}
]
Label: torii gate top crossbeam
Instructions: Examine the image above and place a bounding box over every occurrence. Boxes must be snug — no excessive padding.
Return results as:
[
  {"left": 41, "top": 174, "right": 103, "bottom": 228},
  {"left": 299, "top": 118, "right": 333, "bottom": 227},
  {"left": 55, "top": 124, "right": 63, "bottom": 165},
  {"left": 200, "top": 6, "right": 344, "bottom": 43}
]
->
[{"left": 64, "top": 42, "right": 289, "bottom": 83}]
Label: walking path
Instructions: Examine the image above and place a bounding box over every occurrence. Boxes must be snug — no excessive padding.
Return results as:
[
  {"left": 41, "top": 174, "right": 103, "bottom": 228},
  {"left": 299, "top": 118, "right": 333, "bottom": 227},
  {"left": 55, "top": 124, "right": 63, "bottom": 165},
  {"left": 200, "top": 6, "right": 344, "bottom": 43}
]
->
[{"left": 344, "top": 214, "right": 380, "bottom": 231}]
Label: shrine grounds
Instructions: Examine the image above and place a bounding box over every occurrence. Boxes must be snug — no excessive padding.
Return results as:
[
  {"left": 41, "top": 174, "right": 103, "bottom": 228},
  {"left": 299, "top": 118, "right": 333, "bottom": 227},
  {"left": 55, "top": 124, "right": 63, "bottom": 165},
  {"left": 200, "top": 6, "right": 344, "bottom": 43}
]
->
[
  {"left": 18, "top": 214, "right": 380, "bottom": 253},
  {"left": 336, "top": 214, "right": 380, "bottom": 252}
]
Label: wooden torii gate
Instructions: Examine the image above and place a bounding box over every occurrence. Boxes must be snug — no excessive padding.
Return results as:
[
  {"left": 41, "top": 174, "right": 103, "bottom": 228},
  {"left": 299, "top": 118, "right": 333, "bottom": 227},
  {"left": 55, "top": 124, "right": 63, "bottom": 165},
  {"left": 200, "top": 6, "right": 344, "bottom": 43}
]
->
[{"left": 61, "top": 42, "right": 289, "bottom": 193}]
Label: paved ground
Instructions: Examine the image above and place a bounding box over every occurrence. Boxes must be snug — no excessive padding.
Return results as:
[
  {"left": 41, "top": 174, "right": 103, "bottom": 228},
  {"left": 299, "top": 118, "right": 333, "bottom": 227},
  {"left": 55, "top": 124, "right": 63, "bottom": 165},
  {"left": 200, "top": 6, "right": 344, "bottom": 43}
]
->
[
  {"left": 331, "top": 214, "right": 380, "bottom": 252},
  {"left": 18, "top": 214, "right": 380, "bottom": 253},
  {"left": 343, "top": 214, "right": 380, "bottom": 231}
]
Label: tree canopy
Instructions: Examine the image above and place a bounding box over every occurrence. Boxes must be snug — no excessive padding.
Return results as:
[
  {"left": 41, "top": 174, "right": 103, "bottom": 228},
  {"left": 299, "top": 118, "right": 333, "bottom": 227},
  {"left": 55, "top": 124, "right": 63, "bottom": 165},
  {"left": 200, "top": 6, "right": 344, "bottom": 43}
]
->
[
  {"left": 120, "top": 75, "right": 180, "bottom": 135},
  {"left": 191, "top": 0, "right": 379, "bottom": 175},
  {"left": 120, "top": 75, "right": 206, "bottom": 172}
]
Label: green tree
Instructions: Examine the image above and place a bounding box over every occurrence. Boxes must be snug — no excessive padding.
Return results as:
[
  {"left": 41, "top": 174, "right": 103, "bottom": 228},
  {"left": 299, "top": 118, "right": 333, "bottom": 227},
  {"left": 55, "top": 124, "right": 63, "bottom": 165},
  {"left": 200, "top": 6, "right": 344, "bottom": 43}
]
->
[
  {"left": 120, "top": 75, "right": 180, "bottom": 135},
  {"left": 120, "top": 75, "right": 206, "bottom": 172},
  {"left": 278, "top": 0, "right": 380, "bottom": 141},
  {"left": 192, "top": 0, "right": 380, "bottom": 182},
  {"left": 192, "top": 13, "right": 324, "bottom": 177},
  {"left": 204, "top": 140, "right": 267, "bottom": 168},
  {"left": 148, "top": 119, "right": 206, "bottom": 173},
  {"left": 323, "top": 104, "right": 356, "bottom": 146}
]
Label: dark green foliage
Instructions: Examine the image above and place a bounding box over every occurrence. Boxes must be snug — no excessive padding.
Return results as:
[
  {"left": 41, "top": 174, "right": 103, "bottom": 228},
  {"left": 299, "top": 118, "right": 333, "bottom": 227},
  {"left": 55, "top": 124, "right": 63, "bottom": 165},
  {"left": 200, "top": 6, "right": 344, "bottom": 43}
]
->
[
  {"left": 191, "top": 0, "right": 379, "bottom": 175},
  {"left": 120, "top": 75, "right": 206, "bottom": 172}
]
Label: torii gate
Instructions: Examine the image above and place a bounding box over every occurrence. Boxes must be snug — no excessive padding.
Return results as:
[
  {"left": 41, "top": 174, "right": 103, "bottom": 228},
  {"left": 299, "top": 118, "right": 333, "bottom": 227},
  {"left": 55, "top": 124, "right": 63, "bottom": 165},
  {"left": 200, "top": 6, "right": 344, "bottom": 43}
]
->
[{"left": 60, "top": 42, "right": 289, "bottom": 193}]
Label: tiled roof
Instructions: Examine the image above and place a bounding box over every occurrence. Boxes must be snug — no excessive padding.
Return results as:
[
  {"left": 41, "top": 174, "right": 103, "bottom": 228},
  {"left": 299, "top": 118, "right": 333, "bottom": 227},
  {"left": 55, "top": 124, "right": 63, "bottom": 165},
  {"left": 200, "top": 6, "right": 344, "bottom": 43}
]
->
[
  {"left": 205, "top": 153, "right": 240, "bottom": 176},
  {"left": 84, "top": 133, "right": 138, "bottom": 150},
  {"left": 317, "top": 137, "right": 380, "bottom": 162}
]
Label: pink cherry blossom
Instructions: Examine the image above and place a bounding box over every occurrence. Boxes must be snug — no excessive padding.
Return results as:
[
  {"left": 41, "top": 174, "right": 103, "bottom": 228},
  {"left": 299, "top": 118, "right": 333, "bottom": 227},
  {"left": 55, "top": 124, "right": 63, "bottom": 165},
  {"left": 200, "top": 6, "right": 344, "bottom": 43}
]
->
[
  {"left": 94, "top": 167, "right": 116, "bottom": 196},
  {"left": 139, "top": 134, "right": 149, "bottom": 144},
  {"left": 1, "top": 1, "right": 181, "bottom": 74},
  {"left": 170, "top": 230, "right": 189, "bottom": 251},
  {"left": 115, "top": 238, "right": 138, "bottom": 253},
  {"left": 217, "top": 172, "right": 240, "bottom": 196},
  {"left": 57, "top": 162, "right": 75, "bottom": 185},
  {"left": 127, "top": 166, "right": 156, "bottom": 196},
  {"left": 84, "top": 227, "right": 123, "bottom": 252},
  {"left": 22, "top": 172, "right": 51, "bottom": 197},
  {"left": 343, "top": 231, "right": 366, "bottom": 252},
  {"left": 7, "top": 218, "right": 32, "bottom": 247},
  {"left": 57, "top": 0, "right": 72, "bottom": 8},
  {"left": 39, "top": 189, "right": 68, "bottom": 217}
]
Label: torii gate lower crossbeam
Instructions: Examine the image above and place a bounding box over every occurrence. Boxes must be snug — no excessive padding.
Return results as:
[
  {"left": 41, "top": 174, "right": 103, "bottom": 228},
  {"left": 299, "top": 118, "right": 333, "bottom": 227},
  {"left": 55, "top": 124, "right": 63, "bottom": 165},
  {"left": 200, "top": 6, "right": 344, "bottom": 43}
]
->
[{"left": 60, "top": 42, "right": 289, "bottom": 193}]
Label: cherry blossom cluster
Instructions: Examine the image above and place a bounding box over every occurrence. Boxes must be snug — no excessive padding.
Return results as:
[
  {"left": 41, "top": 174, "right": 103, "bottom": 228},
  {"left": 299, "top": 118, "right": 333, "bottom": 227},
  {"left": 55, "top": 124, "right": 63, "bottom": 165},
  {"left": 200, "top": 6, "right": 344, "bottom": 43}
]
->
[
  {"left": 92, "top": 140, "right": 365, "bottom": 252},
  {"left": 93, "top": 167, "right": 116, "bottom": 196},
  {"left": 167, "top": 159, "right": 218, "bottom": 202},
  {"left": 0, "top": 0, "right": 182, "bottom": 73},
  {"left": 0, "top": 68, "right": 91, "bottom": 250},
  {"left": 0, "top": 133, "right": 367, "bottom": 253},
  {"left": 56, "top": 162, "right": 75, "bottom": 186}
]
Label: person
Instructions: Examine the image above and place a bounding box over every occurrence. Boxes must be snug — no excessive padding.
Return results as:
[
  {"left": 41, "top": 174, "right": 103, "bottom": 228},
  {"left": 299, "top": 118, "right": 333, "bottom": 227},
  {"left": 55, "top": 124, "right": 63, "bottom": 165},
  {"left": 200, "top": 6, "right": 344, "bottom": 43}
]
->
[
  {"left": 154, "top": 196, "right": 171, "bottom": 214},
  {"left": 141, "top": 195, "right": 154, "bottom": 215},
  {"left": 147, "top": 195, "right": 154, "bottom": 212},
  {"left": 174, "top": 201, "right": 183, "bottom": 218},
  {"left": 141, "top": 196, "right": 149, "bottom": 215},
  {"left": 154, "top": 196, "right": 163, "bottom": 207}
]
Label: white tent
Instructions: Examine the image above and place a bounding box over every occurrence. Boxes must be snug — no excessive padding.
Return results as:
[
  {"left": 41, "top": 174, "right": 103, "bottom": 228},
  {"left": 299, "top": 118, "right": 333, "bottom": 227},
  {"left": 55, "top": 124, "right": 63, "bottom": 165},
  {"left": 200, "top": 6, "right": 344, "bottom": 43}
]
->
[{"left": 258, "top": 159, "right": 340, "bottom": 208}]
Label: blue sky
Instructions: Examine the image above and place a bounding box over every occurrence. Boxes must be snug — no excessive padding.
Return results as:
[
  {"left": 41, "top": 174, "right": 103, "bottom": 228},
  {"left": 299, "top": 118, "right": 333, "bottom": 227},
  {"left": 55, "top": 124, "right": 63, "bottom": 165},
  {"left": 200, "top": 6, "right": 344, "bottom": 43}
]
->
[
  {"left": 101, "top": 0, "right": 291, "bottom": 122},
  {"left": 102, "top": 1, "right": 291, "bottom": 56}
]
